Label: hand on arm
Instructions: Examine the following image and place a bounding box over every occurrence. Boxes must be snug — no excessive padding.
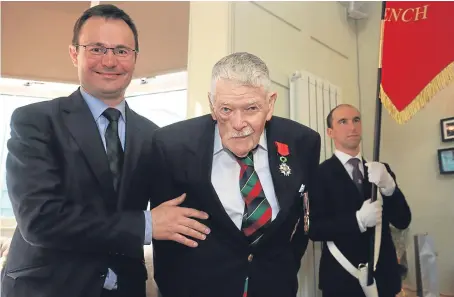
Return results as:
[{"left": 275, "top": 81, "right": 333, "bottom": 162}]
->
[
  {"left": 148, "top": 131, "right": 210, "bottom": 248},
  {"left": 151, "top": 193, "right": 210, "bottom": 247}
]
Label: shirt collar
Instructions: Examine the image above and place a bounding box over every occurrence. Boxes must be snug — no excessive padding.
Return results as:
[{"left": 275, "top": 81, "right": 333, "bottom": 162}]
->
[
  {"left": 334, "top": 149, "right": 362, "bottom": 166},
  {"left": 80, "top": 87, "right": 126, "bottom": 121},
  {"left": 213, "top": 124, "right": 268, "bottom": 155}
]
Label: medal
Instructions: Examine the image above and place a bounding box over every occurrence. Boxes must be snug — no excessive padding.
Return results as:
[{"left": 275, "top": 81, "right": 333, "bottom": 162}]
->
[
  {"left": 275, "top": 141, "right": 291, "bottom": 176},
  {"left": 279, "top": 157, "right": 291, "bottom": 176},
  {"left": 303, "top": 192, "right": 310, "bottom": 234}
]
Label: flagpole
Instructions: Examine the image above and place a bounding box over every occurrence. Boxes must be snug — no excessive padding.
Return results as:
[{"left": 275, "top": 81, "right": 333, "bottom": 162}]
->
[{"left": 368, "top": 0, "right": 386, "bottom": 286}]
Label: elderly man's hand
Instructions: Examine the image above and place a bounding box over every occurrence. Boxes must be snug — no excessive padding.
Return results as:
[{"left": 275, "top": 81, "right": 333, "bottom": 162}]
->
[{"left": 151, "top": 194, "right": 211, "bottom": 248}]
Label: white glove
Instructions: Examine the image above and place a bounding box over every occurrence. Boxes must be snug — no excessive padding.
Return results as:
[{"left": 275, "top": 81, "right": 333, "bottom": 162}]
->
[
  {"left": 356, "top": 199, "right": 382, "bottom": 232},
  {"left": 365, "top": 162, "right": 396, "bottom": 196}
]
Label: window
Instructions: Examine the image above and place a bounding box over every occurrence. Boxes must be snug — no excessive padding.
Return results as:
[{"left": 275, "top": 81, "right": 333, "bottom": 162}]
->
[
  {"left": 0, "top": 95, "right": 52, "bottom": 217},
  {"left": 0, "top": 94, "right": 56, "bottom": 236},
  {"left": 126, "top": 71, "right": 188, "bottom": 126},
  {"left": 127, "top": 90, "right": 187, "bottom": 127},
  {"left": 0, "top": 72, "right": 187, "bottom": 236}
]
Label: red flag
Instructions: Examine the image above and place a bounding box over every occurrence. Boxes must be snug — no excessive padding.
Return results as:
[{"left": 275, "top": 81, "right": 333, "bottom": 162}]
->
[{"left": 380, "top": 2, "right": 454, "bottom": 124}]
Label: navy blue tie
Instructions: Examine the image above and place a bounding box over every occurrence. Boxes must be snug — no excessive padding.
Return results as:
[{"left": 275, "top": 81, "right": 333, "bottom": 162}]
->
[
  {"left": 348, "top": 158, "right": 363, "bottom": 195},
  {"left": 103, "top": 108, "right": 124, "bottom": 193}
]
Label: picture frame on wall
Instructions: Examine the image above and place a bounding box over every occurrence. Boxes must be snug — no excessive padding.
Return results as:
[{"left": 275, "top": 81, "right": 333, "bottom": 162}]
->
[
  {"left": 440, "top": 117, "right": 454, "bottom": 142},
  {"left": 437, "top": 148, "right": 454, "bottom": 174}
]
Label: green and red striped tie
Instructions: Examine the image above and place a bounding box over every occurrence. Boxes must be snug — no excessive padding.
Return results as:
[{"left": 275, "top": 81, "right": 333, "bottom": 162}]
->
[{"left": 237, "top": 151, "right": 272, "bottom": 246}]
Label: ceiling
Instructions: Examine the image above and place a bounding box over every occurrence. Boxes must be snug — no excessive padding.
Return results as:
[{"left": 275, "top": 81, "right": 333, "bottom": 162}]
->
[{"left": 1, "top": 1, "right": 189, "bottom": 83}]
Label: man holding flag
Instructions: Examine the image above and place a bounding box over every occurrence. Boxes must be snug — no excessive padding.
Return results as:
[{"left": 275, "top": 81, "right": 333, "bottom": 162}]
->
[
  {"left": 308, "top": 104, "right": 411, "bottom": 297},
  {"left": 308, "top": 1, "right": 454, "bottom": 295}
]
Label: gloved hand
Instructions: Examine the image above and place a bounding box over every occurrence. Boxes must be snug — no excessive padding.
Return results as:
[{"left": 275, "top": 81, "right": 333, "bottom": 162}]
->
[
  {"left": 356, "top": 199, "right": 382, "bottom": 231},
  {"left": 365, "top": 162, "right": 396, "bottom": 196}
]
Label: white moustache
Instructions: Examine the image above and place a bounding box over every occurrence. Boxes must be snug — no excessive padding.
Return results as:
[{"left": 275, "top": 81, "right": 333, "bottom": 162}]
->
[{"left": 230, "top": 127, "right": 254, "bottom": 138}]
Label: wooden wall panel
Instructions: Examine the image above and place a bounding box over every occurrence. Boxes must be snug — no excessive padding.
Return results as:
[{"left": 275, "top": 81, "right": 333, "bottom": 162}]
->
[{"left": 1, "top": 1, "right": 189, "bottom": 83}]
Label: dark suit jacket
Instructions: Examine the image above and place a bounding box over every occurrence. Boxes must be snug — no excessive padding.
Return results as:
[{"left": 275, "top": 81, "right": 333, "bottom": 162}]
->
[
  {"left": 2, "top": 89, "right": 159, "bottom": 297},
  {"left": 308, "top": 155, "right": 411, "bottom": 297},
  {"left": 149, "top": 114, "right": 321, "bottom": 297}
]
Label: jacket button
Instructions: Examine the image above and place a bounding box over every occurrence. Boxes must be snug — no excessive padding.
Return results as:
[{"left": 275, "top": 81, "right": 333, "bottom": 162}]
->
[{"left": 248, "top": 254, "right": 253, "bottom": 262}]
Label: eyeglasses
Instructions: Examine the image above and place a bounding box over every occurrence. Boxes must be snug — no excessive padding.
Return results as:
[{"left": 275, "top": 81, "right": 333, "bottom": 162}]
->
[{"left": 75, "top": 44, "right": 137, "bottom": 58}]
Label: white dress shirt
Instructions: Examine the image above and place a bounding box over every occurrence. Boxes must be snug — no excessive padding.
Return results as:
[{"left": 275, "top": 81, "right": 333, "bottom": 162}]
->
[{"left": 211, "top": 125, "right": 280, "bottom": 230}]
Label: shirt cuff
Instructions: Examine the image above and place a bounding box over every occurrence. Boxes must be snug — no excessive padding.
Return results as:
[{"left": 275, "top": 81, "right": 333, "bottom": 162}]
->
[
  {"left": 356, "top": 211, "right": 367, "bottom": 233},
  {"left": 144, "top": 211, "right": 152, "bottom": 245},
  {"left": 103, "top": 268, "right": 118, "bottom": 290}
]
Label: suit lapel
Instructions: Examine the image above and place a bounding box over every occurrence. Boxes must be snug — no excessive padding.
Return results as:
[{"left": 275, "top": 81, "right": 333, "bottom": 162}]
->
[
  {"left": 118, "top": 105, "right": 144, "bottom": 208},
  {"left": 255, "top": 119, "right": 302, "bottom": 243},
  {"left": 61, "top": 90, "right": 116, "bottom": 200},
  {"left": 265, "top": 121, "right": 295, "bottom": 214},
  {"left": 190, "top": 117, "right": 248, "bottom": 244}
]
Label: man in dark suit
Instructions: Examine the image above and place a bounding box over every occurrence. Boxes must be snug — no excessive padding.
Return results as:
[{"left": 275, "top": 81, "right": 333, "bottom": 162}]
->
[
  {"left": 2, "top": 4, "right": 209, "bottom": 297},
  {"left": 308, "top": 104, "right": 411, "bottom": 297},
  {"left": 149, "top": 52, "right": 321, "bottom": 297}
]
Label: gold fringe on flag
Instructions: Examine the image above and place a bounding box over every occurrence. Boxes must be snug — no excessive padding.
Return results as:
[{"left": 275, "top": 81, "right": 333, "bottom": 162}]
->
[{"left": 380, "top": 62, "right": 454, "bottom": 124}]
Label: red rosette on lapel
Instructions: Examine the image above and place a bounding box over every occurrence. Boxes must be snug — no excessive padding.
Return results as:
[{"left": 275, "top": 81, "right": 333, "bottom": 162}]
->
[{"left": 275, "top": 141, "right": 289, "bottom": 156}]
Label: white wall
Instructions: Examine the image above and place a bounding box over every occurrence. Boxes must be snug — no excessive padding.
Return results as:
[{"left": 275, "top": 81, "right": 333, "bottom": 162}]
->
[
  {"left": 358, "top": 2, "right": 454, "bottom": 294},
  {"left": 356, "top": 1, "right": 381, "bottom": 162},
  {"left": 0, "top": 0, "right": 2, "bottom": 79},
  {"left": 381, "top": 85, "right": 454, "bottom": 296},
  {"left": 186, "top": 1, "right": 233, "bottom": 118},
  {"left": 186, "top": 1, "right": 360, "bottom": 118},
  {"left": 232, "top": 1, "right": 359, "bottom": 118}
]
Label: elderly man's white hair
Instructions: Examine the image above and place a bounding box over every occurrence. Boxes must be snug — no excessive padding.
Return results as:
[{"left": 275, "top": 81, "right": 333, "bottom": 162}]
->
[{"left": 210, "top": 52, "right": 271, "bottom": 103}]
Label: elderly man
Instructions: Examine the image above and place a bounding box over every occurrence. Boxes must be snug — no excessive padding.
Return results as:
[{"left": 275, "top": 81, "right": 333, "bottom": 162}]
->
[{"left": 149, "top": 52, "right": 321, "bottom": 297}]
